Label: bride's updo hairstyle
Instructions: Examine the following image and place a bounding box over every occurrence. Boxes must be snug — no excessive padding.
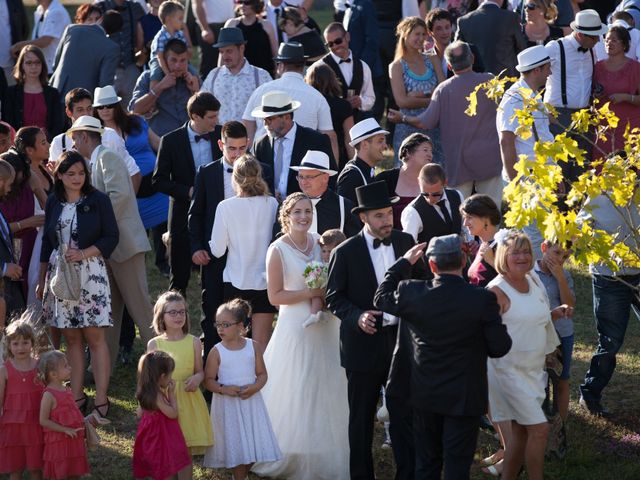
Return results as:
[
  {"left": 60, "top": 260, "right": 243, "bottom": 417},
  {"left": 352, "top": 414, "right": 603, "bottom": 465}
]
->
[
  {"left": 278, "top": 192, "right": 311, "bottom": 235},
  {"left": 232, "top": 154, "right": 270, "bottom": 197}
]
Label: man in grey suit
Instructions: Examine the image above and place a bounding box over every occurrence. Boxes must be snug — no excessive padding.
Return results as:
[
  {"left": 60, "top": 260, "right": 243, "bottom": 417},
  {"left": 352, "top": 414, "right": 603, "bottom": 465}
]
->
[
  {"left": 455, "top": 0, "right": 526, "bottom": 77},
  {"left": 50, "top": 10, "right": 122, "bottom": 104},
  {"left": 68, "top": 116, "right": 154, "bottom": 372}
]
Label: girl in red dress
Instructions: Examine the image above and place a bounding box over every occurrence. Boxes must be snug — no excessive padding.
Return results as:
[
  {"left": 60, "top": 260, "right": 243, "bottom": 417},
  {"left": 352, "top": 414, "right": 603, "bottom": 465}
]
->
[
  {"left": 38, "top": 350, "right": 89, "bottom": 480},
  {"left": 0, "top": 321, "right": 44, "bottom": 479},
  {"left": 133, "top": 350, "right": 191, "bottom": 480}
]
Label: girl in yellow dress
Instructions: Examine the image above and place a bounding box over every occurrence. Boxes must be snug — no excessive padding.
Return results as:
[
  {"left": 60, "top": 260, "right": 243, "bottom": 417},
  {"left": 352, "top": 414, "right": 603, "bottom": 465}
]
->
[{"left": 147, "top": 291, "right": 214, "bottom": 459}]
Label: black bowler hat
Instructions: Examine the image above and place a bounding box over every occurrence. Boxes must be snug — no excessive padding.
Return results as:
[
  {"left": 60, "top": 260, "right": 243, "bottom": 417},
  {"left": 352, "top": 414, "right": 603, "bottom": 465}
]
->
[
  {"left": 351, "top": 181, "right": 399, "bottom": 215},
  {"left": 274, "top": 41, "right": 308, "bottom": 63},
  {"left": 213, "top": 27, "right": 247, "bottom": 48}
]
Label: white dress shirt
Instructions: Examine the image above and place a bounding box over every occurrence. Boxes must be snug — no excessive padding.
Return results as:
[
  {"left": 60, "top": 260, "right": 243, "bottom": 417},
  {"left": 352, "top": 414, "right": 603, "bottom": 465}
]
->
[
  {"left": 400, "top": 190, "right": 464, "bottom": 242},
  {"left": 0, "top": 0, "right": 12, "bottom": 70},
  {"left": 32, "top": 0, "right": 70, "bottom": 73},
  {"left": 222, "top": 158, "right": 235, "bottom": 199},
  {"left": 188, "top": 124, "right": 214, "bottom": 171},
  {"left": 242, "top": 72, "right": 334, "bottom": 139},
  {"left": 209, "top": 195, "right": 279, "bottom": 290},
  {"left": 272, "top": 122, "right": 297, "bottom": 199},
  {"left": 497, "top": 77, "right": 554, "bottom": 178},
  {"left": 49, "top": 128, "right": 140, "bottom": 176},
  {"left": 363, "top": 229, "right": 397, "bottom": 326},
  {"left": 201, "top": 59, "right": 272, "bottom": 125},
  {"left": 265, "top": 2, "right": 289, "bottom": 43},
  {"left": 197, "top": 0, "right": 235, "bottom": 24},
  {"left": 544, "top": 34, "right": 595, "bottom": 109}
]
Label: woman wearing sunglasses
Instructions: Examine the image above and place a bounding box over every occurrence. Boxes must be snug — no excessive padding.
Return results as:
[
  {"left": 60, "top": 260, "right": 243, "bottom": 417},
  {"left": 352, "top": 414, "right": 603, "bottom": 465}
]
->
[{"left": 522, "top": 0, "right": 564, "bottom": 47}]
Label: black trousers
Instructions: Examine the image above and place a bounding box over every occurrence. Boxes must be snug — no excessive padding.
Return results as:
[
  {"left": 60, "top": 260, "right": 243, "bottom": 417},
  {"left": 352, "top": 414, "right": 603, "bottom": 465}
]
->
[
  {"left": 168, "top": 228, "right": 191, "bottom": 296},
  {"left": 198, "top": 22, "right": 226, "bottom": 79},
  {"left": 200, "top": 259, "right": 224, "bottom": 362},
  {"left": 414, "top": 410, "right": 480, "bottom": 480},
  {"left": 387, "top": 395, "right": 415, "bottom": 480}
]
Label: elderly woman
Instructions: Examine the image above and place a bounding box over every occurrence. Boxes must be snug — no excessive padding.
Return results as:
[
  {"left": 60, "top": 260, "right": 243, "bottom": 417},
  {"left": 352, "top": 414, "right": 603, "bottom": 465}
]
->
[
  {"left": 375, "top": 133, "right": 433, "bottom": 229},
  {"left": 209, "top": 154, "right": 278, "bottom": 350},
  {"left": 278, "top": 7, "right": 326, "bottom": 63},
  {"left": 1, "top": 46, "right": 62, "bottom": 139},
  {"left": 37, "top": 151, "right": 119, "bottom": 420},
  {"left": 522, "top": 0, "right": 563, "bottom": 47},
  {"left": 486, "top": 230, "right": 571, "bottom": 480}
]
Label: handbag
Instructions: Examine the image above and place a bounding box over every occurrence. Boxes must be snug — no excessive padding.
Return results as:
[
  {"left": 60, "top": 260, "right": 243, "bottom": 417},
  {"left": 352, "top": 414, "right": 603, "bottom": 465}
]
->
[{"left": 49, "top": 214, "right": 81, "bottom": 301}]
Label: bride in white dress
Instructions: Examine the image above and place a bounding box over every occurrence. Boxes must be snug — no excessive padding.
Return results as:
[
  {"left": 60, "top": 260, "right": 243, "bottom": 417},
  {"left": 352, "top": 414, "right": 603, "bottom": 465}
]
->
[{"left": 252, "top": 192, "right": 350, "bottom": 479}]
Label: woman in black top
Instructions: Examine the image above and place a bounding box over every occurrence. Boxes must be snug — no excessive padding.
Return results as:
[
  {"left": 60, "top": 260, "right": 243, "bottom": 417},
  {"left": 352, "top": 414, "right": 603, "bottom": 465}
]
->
[
  {"left": 306, "top": 63, "right": 354, "bottom": 169},
  {"left": 224, "top": 0, "right": 277, "bottom": 77},
  {"left": 522, "top": 0, "right": 564, "bottom": 47},
  {"left": 279, "top": 7, "right": 326, "bottom": 64}
]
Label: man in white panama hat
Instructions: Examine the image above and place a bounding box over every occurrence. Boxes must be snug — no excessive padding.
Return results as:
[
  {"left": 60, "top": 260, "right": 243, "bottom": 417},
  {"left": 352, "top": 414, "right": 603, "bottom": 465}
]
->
[
  {"left": 252, "top": 90, "right": 337, "bottom": 201},
  {"left": 544, "top": 9, "right": 608, "bottom": 182},
  {"left": 336, "top": 117, "right": 388, "bottom": 206}
]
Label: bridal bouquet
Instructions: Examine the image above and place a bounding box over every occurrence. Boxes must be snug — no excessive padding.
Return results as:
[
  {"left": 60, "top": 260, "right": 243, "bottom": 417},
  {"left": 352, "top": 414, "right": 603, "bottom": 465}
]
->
[{"left": 302, "top": 261, "right": 329, "bottom": 328}]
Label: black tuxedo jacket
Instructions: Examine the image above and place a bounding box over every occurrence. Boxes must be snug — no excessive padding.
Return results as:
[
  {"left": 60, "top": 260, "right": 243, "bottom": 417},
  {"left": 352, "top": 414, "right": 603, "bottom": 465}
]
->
[
  {"left": 253, "top": 123, "right": 337, "bottom": 196},
  {"left": 374, "top": 263, "right": 512, "bottom": 416},
  {"left": 188, "top": 158, "right": 274, "bottom": 255},
  {"left": 152, "top": 122, "right": 222, "bottom": 233},
  {"left": 326, "top": 229, "right": 426, "bottom": 373}
]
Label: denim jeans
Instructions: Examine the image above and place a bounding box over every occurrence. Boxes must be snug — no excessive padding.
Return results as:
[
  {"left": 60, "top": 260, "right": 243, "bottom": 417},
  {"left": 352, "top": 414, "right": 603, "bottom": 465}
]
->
[{"left": 580, "top": 274, "right": 640, "bottom": 401}]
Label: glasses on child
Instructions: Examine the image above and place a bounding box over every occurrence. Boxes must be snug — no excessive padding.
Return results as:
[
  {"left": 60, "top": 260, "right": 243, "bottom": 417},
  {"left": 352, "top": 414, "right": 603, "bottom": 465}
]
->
[
  {"left": 215, "top": 321, "right": 242, "bottom": 329},
  {"left": 165, "top": 309, "right": 187, "bottom": 317}
]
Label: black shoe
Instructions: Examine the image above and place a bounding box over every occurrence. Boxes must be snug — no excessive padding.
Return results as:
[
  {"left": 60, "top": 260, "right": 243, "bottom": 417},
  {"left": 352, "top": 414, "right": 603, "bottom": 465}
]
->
[
  {"left": 157, "top": 262, "right": 170, "bottom": 278},
  {"left": 118, "top": 346, "right": 133, "bottom": 365},
  {"left": 579, "top": 396, "right": 611, "bottom": 418}
]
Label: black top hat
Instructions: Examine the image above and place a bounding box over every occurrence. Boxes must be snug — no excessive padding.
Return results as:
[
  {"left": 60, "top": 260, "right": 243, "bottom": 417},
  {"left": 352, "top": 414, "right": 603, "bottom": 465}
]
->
[
  {"left": 213, "top": 27, "right": 247, "bottom": 48},
  {"left": 274, "top": 42, "right": 308, "bottom": 63},
  {"left": 351, "top": 181, "right": 400, "bottom": 214}
]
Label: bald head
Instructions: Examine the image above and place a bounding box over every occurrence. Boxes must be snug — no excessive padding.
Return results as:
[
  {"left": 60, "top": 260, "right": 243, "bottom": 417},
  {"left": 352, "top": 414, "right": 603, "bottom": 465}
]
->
[{"left": 445, "top": 40, "right": 473, "bottom": 73}]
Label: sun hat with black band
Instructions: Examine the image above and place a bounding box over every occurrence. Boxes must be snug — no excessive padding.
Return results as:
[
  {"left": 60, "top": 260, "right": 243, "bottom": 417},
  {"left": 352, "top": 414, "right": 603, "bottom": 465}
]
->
[
  {"left": 348, "top": 118, "right": 389, "bottom": 148},
  {"left": 351, "top": 181, "right": 399, "bottom": 215},
  {"left": 251, "top": 91, "right": 301, "bottom": 119},
  {"left": 570, "top": 9, "right": 607, "bottom": 36},
  {"left": 66, "top": 115, "right": 105, "bottom": 136},
  {"left": 515, "top": 45, "right": 551, "bottom": 73},
  {"left": 290, "top": 150, "right": 337, "bottom": 176},
  {"left": 92, "top": 85, "right": 122, "bottom": 107},
  {"left": 213, "top": 27, "right": 247, "bottom": 49}
]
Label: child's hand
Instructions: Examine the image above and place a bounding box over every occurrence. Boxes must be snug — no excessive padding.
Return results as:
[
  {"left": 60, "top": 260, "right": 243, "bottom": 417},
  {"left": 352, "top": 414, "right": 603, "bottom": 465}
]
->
[
  {"left": 184, "top": 375, "right": 202, "bottom": 392},
  {"left": 222, "top": 385, "right": 242, "bottom": 397},
  {"left": 167, "top": 379, "right": 176, "bottom": 395},
  {"left": 64, "top": 427, "right": 83, "bottom": 438},
  {"left": 239, "top": 383, "right": 259, "bottom": 400}
]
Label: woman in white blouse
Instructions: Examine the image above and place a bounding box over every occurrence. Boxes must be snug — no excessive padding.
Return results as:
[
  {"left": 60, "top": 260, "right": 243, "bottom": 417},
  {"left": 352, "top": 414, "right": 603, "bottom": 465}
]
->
[{"left": 209, "top": 154, "right": 279, "bottom": 350}]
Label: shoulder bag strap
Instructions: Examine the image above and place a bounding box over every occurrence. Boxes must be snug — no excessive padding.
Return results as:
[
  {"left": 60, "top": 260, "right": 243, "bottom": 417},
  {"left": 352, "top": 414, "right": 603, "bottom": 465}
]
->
[{"left": 558, "top": 39, "right": 568, "bottom": 107}]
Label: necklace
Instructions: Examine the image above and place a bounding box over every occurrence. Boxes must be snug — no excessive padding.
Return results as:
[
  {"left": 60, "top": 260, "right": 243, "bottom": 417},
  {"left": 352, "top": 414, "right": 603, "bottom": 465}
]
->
[
  {"left": 12, "top": 360, "right": 32, "bottom": 383},
  {"left": 289, "top": 233, "right": 309, "bottom": 254}
]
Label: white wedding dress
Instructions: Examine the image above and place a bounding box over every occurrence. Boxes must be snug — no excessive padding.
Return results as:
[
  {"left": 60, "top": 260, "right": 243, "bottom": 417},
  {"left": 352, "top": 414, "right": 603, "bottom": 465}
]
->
[{"left": 252, "top": 235, "right": 350, "bottom": 479}]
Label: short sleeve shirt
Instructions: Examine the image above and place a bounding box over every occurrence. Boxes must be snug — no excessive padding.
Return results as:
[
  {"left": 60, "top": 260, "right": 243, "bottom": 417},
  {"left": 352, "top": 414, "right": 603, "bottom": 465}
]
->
[
  {"left": 534, "top": 261, "right": 574, "bottom": 337},
  {"left": 32, "top": 0, "right": 71, "bottom": 73},
  {"left": 150, "top": 26, "right": 186, "bottom": 58}
]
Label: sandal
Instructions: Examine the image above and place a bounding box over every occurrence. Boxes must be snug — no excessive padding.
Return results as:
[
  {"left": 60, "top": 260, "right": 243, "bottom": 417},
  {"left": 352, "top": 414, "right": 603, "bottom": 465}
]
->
[
  {"left": 92, "top": 398, "right": 110, "bottom": 419},
  {"left": 75, "top": 394, "right": 88, "bottom": 415},
  {"left": 481, "top": 448, "right": 504, "bottom": 466},
  {"left": 481, "top": 464, "right": 501, "bottom": 477}
]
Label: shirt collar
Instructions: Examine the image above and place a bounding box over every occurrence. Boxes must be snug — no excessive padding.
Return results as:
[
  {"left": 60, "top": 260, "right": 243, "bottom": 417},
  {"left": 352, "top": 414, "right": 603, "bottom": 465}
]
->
[
  {"left": 363, "top": 228, "right": 390, "bottom": 249},
  {"left": 89, "top": 145, "right": 101, "bottom": 166},
  {"left": 330, "top": 50, "right": 353, "bottom": 64},
  {"left": 221, "top": 58, "right": 250, "bottom": 76},
  {"left": 272, "top": 122, "right": 297, "bottom": 142},
  {"left": 222, "top": 158, "right": 234, "bottom": 171}
]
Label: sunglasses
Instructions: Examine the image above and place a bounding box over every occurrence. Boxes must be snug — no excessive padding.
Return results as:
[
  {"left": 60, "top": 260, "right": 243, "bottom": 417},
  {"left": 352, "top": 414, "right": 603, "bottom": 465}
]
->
[
  {"left": 525, "top": 3, "right": 537, "bottom": 10},
  {"left": 325, "top": 36, "right": 345, "bottom": 48},
  {"left": 421, "top": 191, "right": 444, "bottom": 198},
  {"left": 95, "top": 104, "right": 116, "bottom": 110}
]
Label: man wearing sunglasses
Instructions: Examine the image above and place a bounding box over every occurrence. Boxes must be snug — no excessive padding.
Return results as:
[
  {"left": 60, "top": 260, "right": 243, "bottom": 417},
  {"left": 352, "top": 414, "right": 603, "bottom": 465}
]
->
[
  {"left": 401, "top": 163, "right": 463, "bottom": 278},
  {"left": 312, "top": 22, "right": 375, "bottom": 122}
]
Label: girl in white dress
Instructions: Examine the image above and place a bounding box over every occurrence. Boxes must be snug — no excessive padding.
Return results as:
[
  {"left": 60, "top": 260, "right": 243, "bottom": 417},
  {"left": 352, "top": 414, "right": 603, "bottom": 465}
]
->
[
  {"left": 203, "top": 299, "right": 281, "bottom": 479},
  {"left": 252, "top": 193, "right": 350, "bottom": 479}
]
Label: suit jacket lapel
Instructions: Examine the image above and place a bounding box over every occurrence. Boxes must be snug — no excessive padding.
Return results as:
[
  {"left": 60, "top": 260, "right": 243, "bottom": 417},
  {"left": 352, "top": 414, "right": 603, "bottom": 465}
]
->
[
  {"left": 357, "top": 230, "right": 379, "bottom": 292},
  {"left": 181, "top": 123, "right": 196, "bottom": 178},
  {"left": 213, "top": 159, "right": 225, "bottom": 205},
  {"left": 291, "top": 125, "right": 304, "bottom": 168}
]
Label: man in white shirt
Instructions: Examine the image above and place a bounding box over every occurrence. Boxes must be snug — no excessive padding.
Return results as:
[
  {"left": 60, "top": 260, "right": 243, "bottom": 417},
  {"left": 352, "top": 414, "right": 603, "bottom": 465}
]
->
[
  {"left": 242, "top": 42, "right": 337, "bottom": 156},
  {"left": 543, "top": 9, "right": 607, "bottom": 182},
  {"left": 49, "top": 88, "right": 141, "bottom": 191},
  {"left": 193, "top": 0, "right": 235, "bottom": 77},
  {"left": 0, "top": 0, "right": 28, "bottom": 87},
  {"left": 200, "top": 27, "right": 271, "bottom": 125},
  {"left": 311, "top": 22, "right": 375, "bottom": 122},
  {"left": 10, "top": 0, "right": 70, "bottom": 74}
]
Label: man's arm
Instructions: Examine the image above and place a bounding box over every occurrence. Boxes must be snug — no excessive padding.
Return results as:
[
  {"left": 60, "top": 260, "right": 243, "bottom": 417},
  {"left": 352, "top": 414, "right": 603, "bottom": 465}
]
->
[
  {"left": 193, "top": 0, "right": 215, "bottom": 45},
  {"left": 152, "top": 134, "right": 191, "bottom": 200},
  {"left": 187, "top": 166, "right": 208, "bottom": 254},
  {"left": 373, "top": 257, "right": 413, "bottom": 317},
  {"left": 97, "top": 152, "right": 135, "bottom": 219},
  {"left": 359, "top": 62, "right": 375, "bottom": 112},
  {"left": 99, "top": 42, "right": 119, "bottom": 86},
  {"left": 482, "top": 290, "right": 512, "bottom": 358},
  {"left": 499, "top": 130, "right": 518, "bottom": 181}
]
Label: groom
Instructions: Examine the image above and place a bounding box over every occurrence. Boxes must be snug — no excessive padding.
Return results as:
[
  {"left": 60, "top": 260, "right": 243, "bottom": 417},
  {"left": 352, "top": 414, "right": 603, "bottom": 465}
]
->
[{"left": 327, "top": 181, "right": 426, "bottom": 480}]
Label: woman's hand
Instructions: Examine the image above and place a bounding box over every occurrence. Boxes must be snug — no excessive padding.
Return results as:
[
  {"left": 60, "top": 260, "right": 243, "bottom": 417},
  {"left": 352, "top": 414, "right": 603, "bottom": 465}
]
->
[
  {"left": 19, "top": 215, "right": 45, "bottom": 230},
  {"left": 308, "top": 287, "right": 325, "bottom": 299},
  {"left": 479, "top": 241, "right": 495, "bottom": 266},
  {"left": 35, "top": 281, "right": 45, "bottom": 300},
  {"left": 65, "top": 248, "right": 85, "bottom": 263},
  {"left": 551, "top": 304, "right": 573, "bottom": 320},
  {"left": 387, "top": 109, "right": 402, "bottom": 123},
  {"left": 407, "top": 90, "right": 428, "bottom": 98}
]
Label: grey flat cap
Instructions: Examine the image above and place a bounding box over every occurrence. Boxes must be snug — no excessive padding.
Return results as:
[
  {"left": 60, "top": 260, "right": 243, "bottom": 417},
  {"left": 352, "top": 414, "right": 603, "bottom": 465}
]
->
[{"left": 426, "top": 234, "right": 462, "bottom": 256}]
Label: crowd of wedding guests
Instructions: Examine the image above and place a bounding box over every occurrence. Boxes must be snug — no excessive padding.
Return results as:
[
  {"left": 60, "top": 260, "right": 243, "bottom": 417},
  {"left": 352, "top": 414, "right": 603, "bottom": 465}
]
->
[{"left": 0, "top": 0, "right": 638, "bottom": 479}]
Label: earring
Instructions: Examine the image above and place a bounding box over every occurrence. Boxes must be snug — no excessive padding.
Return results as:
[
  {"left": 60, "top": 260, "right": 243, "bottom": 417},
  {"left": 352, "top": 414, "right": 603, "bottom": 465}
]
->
[{"left": 484, "top": 223, "right": 488, "bottom": 230}]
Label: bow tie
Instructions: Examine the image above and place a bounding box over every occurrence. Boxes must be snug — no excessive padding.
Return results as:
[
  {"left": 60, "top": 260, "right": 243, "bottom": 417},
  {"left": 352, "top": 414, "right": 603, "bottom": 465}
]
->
[
  {"left": 339, "top": 58, "right": 352, "bottom": 64},
  {"left": 373, "top": 237, "right": 391, "bottom": 249},
  {"left": 195, "top": 134, "right": 210, "bottom": 143},
  {"left": 577, "top": 46, "right": 589, "bottom": 53},
  {"left": 226, "top": 167, "right": 233, "bottom": 173}
]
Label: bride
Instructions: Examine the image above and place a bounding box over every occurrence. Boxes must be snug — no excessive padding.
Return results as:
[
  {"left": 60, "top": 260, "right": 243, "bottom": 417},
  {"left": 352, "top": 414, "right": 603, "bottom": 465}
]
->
[{"left": 252, "top": 192, "right": 350, "bottom": 479}]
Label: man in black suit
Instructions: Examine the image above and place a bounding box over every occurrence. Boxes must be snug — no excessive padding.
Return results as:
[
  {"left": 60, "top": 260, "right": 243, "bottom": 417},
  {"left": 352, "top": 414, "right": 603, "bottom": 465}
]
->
[
  {"left": 153, "top": 92, "right": 222, "bottom": 296},
  {"left": 455, "top": 0, "right": 526, "bottom": 78},
  {"left": 252, "top": 91, "right": 337, "bottom": 201},
  {"left": 0, "top": 159, "right": 25, "bottom": 318},
  {"left": 327, "top": 181, "right": 425, "bottom": 480},
  {"left": 188, "top": 120, "right": 272, "bottom": 361},
  {"left": 374, "top": 234, "right": 512, "bottom": 479}
]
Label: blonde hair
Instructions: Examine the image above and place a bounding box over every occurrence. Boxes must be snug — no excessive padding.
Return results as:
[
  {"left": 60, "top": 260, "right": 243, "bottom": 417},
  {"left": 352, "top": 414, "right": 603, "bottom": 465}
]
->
[
  {"left": 319, "top": 228, "right": 346, "bottom": 248},
  {"left": 278, "top": 192, "right": 311, "bottom": 235},
  {"left": 536, "top": 0, "right": 559, "bottom": 24},
  {"left": 494, "top": 231, "right": 535, "bottom": 275},
  {"left": 216, "top": 298, "right": 251, "bottom": 334},
  {"left": 37, "top": 350, "right": 66, "bottom": 385},
  {"left": 233, "top": 154, "right": 270, "bottom": 197},
  {"left": 2, "top": 320, "right": 36, "bottom": 359},
  {"left": 394, "top": 16, "right": 427, "bottom": 61},
  {"left": 152, "top": 291, "right": 190, "bottom": 335}
]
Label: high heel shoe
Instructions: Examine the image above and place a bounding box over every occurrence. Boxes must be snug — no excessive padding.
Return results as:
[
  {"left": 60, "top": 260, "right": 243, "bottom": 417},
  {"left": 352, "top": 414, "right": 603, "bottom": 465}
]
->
[
  {"left": 92, "top": 398, "right": 110, "bottom": 419},
  {"left": 75, "top": 394, "right": 88, "bottom": 415}
]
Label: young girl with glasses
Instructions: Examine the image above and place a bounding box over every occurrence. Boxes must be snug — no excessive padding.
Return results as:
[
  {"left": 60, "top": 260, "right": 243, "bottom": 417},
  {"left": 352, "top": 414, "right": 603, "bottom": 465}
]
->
[
  {"left": 203, "top": 298, "right": 281, "bottom": 480},
  {"left": 147, "top": 291, "right": 213, "bottom": 467}
]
